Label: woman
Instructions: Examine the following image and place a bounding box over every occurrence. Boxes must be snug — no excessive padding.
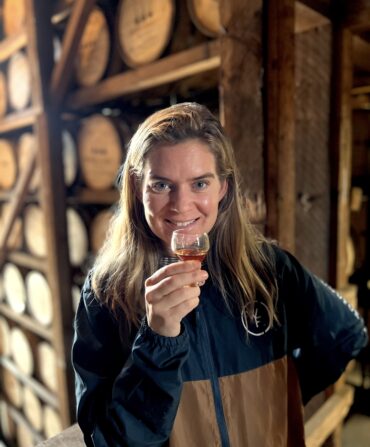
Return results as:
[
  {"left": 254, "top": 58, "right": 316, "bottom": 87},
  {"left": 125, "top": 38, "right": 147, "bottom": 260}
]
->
[{"left": 72, "top": 102, "right": 367, "bottom": 447}]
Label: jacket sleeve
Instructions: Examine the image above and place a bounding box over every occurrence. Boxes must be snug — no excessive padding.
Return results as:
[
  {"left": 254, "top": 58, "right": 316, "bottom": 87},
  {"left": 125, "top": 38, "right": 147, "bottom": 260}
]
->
[
  {"left": 72, "top": 275, "right": 190, "bottom": 447},
  {"left": 275, "top": 247, "right": 368, "bottom": 404}
]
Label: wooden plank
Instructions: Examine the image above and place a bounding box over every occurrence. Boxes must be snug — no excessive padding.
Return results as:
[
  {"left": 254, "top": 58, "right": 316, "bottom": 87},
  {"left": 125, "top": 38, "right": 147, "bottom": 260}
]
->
[
  {"left": 352, "top": 85, "right": 370, "bottom": 95},
  {"left": 295, "top": 2, "right": 330, "bottom": 33},
  {"left": 352, "top": 94, "right": 370, "bottom": 109},
  {"left": 68, "top": 188, "right": 119, "bottom": 205},
  {"left": 0, "top": 107, "right": 38, "bottom": 133},
  {"left": 0, "top": 151, "right": 36, "bottom": 268},
  {"left": 8, "top": 405, "right": 44, "bottom": 444},
  {"left": 51, "top": 0, "right": 96, "bottom": 105},
  {"left": 68, "top": 40, "right": 221, "bottom": 108},
  {"left": 0, "top": 31, "right": 27, "bottom": 63},
  {"left": 0, "top": 357, "right": 59, "bottom": 408},
  {"left": 265, "top": 0, "right": 296, "bottom": 253},
  {"left": 304, "top": 385, "right": 354, "bottom": 447},
  {"left": 25, "top": 0, "right": 75, "bottom": 428},
  {"left": 218, "top": 0, "right": 265, "bottom": 218},
  {"left": 0, "top": 303, "right": 52, "bottom": 341},
  {"left": 7, "top": 251, "right": 47, "bottom": 271},
  {"left": 328, "top": 27, "right": 353, "bottom": 288}
]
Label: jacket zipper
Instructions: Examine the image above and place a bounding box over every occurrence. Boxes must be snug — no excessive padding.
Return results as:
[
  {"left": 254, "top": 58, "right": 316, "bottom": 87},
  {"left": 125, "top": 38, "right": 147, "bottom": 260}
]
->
[{"left": 197, "top": 306, "right": 230, "bottom": 447}]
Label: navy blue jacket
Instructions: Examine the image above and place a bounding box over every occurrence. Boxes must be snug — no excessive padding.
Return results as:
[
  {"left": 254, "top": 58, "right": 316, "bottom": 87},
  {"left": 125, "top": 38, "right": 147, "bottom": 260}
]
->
[{"left": 72, "top": 246, "right": 368, "bottom": 446}]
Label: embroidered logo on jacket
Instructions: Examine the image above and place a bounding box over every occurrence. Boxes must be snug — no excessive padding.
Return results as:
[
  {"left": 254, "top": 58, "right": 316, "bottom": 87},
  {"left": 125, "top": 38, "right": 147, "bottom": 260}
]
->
[{"left": 241, "top": 301, "right": 272, "bottom": 336}]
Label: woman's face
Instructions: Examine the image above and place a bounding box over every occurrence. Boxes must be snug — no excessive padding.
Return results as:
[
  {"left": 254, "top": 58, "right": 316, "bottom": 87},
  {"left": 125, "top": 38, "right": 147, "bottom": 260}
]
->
[{"left": 139, "top": 139, "right": 228, "bottom": 253}]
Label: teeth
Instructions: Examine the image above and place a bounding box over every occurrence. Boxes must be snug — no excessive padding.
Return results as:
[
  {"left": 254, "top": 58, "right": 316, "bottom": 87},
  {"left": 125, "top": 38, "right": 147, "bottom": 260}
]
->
[{"left": 173, "top": 220, "right": 196, "bottom": 227}]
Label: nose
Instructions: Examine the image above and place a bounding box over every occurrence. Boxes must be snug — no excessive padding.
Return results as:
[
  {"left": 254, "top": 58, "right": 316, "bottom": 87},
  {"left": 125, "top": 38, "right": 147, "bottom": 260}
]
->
[{"left": 169, "top": 186, "right": 193, "bottom": 213}]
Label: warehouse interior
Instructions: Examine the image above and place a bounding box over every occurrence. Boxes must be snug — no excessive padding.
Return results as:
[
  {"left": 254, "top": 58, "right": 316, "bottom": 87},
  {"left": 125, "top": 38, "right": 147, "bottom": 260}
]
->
[{"left": 0, "top": 0, "right": 370, "bottom": 446}]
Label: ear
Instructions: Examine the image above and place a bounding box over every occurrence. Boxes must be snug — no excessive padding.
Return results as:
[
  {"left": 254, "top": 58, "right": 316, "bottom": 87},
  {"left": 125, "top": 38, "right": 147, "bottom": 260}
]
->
[
  {"left": 218, "top": 179, "right": 228, "bottom": 202},
  {"left": 130, "top": 173, "right": 143, "bottom": 203}
]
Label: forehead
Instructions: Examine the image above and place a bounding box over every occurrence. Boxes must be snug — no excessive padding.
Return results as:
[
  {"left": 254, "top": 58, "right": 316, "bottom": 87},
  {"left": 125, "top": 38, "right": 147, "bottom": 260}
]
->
[{"left": 144, "top": 139, "right": 217, "bottom": 176}]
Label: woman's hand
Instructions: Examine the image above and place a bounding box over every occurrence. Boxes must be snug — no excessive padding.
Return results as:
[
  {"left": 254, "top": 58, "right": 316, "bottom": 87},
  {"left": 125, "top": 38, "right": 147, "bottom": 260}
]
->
[{"left": 145, "top": 261, "right": 208, "bottom": 337}]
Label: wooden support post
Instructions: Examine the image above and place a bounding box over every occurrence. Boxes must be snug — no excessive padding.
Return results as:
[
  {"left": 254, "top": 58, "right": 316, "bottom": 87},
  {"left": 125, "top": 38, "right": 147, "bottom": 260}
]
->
[
  {"left": 51, "top": 0, "right": 96, "bottom": 105},
  {"left": 265, "top": 0, "right": 296, "bottom": 252},
  {"left": 218, "top": 0, "right": 266, "bottom": 224},
  {"left": 24, "top": 0, "right": 75, "bottom": 427},
  {"left": 329, "top": 27, "right": 353, "bottom": 290}
]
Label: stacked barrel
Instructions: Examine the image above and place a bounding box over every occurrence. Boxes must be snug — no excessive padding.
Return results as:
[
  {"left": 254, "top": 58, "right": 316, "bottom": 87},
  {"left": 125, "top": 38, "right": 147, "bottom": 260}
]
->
[{"left": 0, "top": 0, "right": 222, "bottom": 445}]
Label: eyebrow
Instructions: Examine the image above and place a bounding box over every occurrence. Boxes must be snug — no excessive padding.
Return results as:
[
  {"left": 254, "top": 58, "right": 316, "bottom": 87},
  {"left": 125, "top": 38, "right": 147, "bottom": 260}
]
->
[{"left": 149, "top": 173, "right": 216, "bottom": 181}]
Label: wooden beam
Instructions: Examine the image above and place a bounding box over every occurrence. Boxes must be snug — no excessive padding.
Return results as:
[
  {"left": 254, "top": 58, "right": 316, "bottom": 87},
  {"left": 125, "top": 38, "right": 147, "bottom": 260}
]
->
[
  {"left": 329, "top": 27, "right": 353, "bottom": 288},
  {"left": 25, "top": 0, "right": 75, "bottom": 428},
  {"left": 68, "top": 40, "right": 220, "bottom": 108},
  {"left": 51, "top": 0, "right": 96, "bottom": 106},
  {"left": 0, "top": 107, "right": 38, "bottom": 133},
  {"left": 304, "top": 385, "right": 354, "bottom": 447},
  {"left": 295, "top": 2, "right": 330, "bottom": 33},
  {"left": 0, "top": 303, "right": 52, "bottom": 341},
  {"left": 0, "top": 31, "right": 27, "bottom": 63},
  {"left": 218, "top": 0, "right": 265, "bottom": 223},
  {"left": 265, "top": 0, "right": 296, "bottom": 253},
  {"left": 0, "top": 151, "right": 36, "bottom": 268}
]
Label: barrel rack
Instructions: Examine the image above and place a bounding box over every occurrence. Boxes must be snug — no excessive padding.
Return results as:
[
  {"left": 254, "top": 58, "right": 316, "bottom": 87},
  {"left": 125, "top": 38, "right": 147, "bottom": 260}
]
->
[{"left": 0, "top": 0, "right": 369, "bottom": 446}]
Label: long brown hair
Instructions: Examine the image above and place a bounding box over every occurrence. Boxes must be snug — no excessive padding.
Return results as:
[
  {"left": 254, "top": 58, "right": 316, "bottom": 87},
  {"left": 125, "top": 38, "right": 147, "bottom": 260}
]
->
[{"left": 92, "top": 102, "right": 277, "bottom": 331}]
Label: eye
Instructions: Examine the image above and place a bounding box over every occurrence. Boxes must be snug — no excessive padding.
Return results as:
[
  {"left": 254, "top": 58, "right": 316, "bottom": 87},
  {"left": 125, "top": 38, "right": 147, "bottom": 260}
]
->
[
  {"left": 193, "top": 180, "right": 209, "bottom": 191},
  {"left": 150, "top": 181, "right": 171, "bottom": 193}
]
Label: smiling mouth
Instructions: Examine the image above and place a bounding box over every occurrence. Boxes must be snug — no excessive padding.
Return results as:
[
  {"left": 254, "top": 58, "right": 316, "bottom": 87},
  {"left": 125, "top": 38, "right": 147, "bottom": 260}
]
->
[{"left": 166, "top": 218, "right": 199, "bottom": 228}]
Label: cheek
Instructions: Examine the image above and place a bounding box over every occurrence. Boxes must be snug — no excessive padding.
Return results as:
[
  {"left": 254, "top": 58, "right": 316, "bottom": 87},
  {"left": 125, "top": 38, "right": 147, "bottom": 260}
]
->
[
  {"left": 143, "top": 193, "right": 167, "bottom": 215},
  {"left": 198, "top": 195, "right": 219, "bottom": 214}
]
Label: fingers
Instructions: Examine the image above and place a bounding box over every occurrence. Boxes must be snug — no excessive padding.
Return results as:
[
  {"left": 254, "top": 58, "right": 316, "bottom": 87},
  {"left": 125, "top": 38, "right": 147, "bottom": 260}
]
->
[
  {"left": 151, "top": 284, "right": 201, "bottom": 313},
  {"left": 145, "top": 261, "right": 201, "bottom": 287},
  {"left": 146, "top": 269, "right": 208, "bottom": 304}
]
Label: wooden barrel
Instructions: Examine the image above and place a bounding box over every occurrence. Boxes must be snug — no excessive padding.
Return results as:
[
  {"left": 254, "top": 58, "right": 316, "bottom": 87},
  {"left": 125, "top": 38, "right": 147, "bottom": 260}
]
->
[
  {"left": 18, "top": 132, "right": 40, "bottom": 193},
  {"left": 75, "top": 6, "right": 111, "bottom": 87},
  {"left": 3, "top": 263, "right": 26, "bottom": 314},
  {"left": 117, "top": 0, "right": 175, "bottom": 67},
  {"left": 38, "top": 342, "right": 58, "bottom": 392},
  {"left": 62, "top": 129, "right": 78, "bottom": 187},
  {"left": 0, "top": 316, "right": 11, "bottom": 356},
  {"left": 16, "top": 423, "right": 34, "bottom": 447},
  {"left": 7, "top": 51, "right": 32, "bottom": 111},
  {"left": 1, "top": 203, "right": 23, "bottom": 250},
  {"left": 66, "top": 208, "right": 89, "bottom": 266},
  {"left": 90, "top": 209, "right": 114, "bottom": 254},
  {"left": 25, "top": 271, "right": 53, "bottom": 326},
  {"left": 72, "top": 285, "right": 81, "bottom": 313},
  {"left": 0, "top": 71, "right": 8, "bottom": 118},
  {"left": 187, "top": 0, "right": 221, "bottom": 37},
  {"left": 0, "top": 274, "right": 4, "bottom": 302},
  {"left": 2, "top": 368, "right": 22, "bottom": 408},
  {"left": 0, "top": 400, "right": 15, "bottom": 441},
  {"left": 22, "top": 386, "right": 43, "bottom": 432},
  {"left": 338, "top": 284, "right": 358, "bottom": 310},
  {"left": 78, "top": 115, "right": 124, "bottom": 190},
  {"left": 10, "top": 327, "right": 35, "bottom": 376},
  {"left": 346, "top": 236, "right": 355, "bottom": 277},
  {"left": 350, "top": 186, "right": 363, "bottom": 212},
  {"left": 0, "top": 139, "right": 17, "bottom": 190},
  {"left": 43, "top": 405, "right": 63, "bottom": 439},
  {"left": 3, "top": 0, "right": 26, "bottom": 37},
  {"left": 24, "top": 205, "right": 47, "bottom": 257}
]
